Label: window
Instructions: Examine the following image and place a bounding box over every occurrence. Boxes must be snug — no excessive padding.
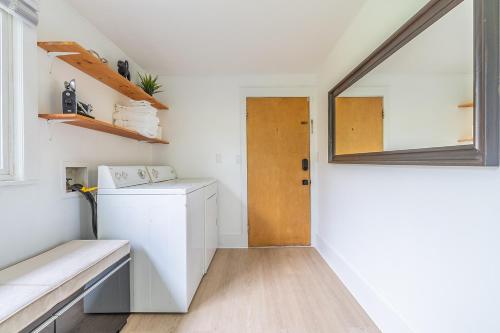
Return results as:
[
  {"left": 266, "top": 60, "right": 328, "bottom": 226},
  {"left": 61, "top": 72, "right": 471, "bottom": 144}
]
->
[{"left": 0, "top": 8, "right": 13, "bottom": 179}]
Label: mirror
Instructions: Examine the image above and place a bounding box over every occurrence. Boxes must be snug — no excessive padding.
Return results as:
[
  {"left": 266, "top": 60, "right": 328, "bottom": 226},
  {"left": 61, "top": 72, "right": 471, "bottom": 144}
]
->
[
  {"left": 337, "top": 0, "right": 473, "bottom": 154},
  {"left": 328, "top": 0, "right": 499, "bottom": 166}
]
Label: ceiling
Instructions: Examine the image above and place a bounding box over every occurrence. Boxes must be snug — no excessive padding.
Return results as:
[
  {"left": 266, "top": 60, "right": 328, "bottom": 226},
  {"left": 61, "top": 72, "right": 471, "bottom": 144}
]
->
[{"left": 67, "top": 0, "right": 366, "bottom": 75}]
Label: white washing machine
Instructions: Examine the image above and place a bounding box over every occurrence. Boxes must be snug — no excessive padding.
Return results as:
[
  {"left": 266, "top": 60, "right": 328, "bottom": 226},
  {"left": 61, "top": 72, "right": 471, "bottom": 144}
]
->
[{"left": 97, "top": 165, "right": 218, "bottom": 313}]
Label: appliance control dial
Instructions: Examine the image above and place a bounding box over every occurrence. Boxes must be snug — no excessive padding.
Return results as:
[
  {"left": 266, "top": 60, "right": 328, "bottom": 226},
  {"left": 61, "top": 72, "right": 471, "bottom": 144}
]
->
[
  {"left": 121, "top": 171, "right": 128, "bottom": 179},
  {"left": 137, "top": 169, "right": 146, "bottom": 179},
  {"left": 151, "top": 168, "right": 159, "bottom": 179},
  {"left": 115, "top": 172, "right": 122, "bottom": 180}
]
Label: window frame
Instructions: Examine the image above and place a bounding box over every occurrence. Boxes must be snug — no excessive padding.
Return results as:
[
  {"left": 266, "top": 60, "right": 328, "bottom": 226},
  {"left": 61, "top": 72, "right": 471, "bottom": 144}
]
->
[{"left": 0, "top": 8, "right": 14, "bottom": 179}]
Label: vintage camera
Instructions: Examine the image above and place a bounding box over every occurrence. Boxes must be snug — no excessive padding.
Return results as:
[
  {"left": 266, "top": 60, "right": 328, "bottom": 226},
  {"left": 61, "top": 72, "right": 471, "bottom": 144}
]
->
[{"left": 62, "top": 79, "right": 94, "bottom": 119}]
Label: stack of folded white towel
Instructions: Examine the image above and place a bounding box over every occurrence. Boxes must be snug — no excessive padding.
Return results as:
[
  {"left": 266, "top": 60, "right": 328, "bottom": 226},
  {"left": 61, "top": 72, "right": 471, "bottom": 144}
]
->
[{"left": 113, "top": 100, "right": 161, "bottom": 139}]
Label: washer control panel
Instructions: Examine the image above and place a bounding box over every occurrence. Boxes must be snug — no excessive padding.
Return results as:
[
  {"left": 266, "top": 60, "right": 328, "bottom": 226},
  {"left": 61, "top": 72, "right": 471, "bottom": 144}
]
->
[
  {"left": 98, "top": 166, "right": 151, "bottom": 188},
  {"left": 146, "top": 166, "right": 177, "bottom": 183}
]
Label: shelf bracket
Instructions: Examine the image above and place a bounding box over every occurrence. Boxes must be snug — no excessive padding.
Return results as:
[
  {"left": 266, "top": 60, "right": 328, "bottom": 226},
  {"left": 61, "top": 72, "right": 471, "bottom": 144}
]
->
[
  {"left": 46, "top": 52, "right": 79, "bottom": 74},
  {"left": 47, "top": 52, "right": 80, "bottom": 57},
  {"left": 46, "top": 119, "right": 75, "bottom": 124}
]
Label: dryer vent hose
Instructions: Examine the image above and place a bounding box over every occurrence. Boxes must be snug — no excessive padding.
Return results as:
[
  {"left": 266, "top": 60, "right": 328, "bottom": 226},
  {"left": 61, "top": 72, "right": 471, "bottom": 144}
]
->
[{"left": 70, "top": 184, "right": 98, "bottom": 238}]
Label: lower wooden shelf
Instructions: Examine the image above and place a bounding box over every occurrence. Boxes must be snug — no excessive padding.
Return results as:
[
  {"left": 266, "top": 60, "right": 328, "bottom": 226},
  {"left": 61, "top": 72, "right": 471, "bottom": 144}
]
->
[
  {"left": 38, "top": 114, "right": 169, "bottom": 144},
  {"left": 458, "top": 137, "right": 474, "bottom": 143}
]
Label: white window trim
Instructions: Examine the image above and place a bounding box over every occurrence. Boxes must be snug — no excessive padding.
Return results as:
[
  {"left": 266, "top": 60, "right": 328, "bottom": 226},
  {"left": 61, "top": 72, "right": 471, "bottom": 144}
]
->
[
  {"left": 12, "top": 16, "right": 25, "bottom": 180},
  {"left": 0, "top": 8, "right": 25, "bottom": 182},
  {"left": 0, "top": 9, "right": 13, "bottom": 178}
]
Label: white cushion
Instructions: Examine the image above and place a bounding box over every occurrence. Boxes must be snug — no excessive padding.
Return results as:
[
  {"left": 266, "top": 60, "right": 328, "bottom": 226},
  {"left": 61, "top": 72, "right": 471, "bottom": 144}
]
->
[{"left": 0, "top": 240, "right": 130, "bottom": 332}]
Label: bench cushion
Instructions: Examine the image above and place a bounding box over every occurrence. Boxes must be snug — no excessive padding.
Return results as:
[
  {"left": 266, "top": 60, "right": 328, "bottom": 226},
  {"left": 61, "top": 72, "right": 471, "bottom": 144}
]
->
[{"left": 0, "top": 240, "right": 130, "bottom": 332}]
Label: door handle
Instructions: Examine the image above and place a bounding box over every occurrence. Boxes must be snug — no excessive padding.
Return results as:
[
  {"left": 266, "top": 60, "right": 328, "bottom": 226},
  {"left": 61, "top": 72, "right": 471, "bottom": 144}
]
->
[
  {"left": 302, "top": 158, "right": 309, "bottom": 171},
  {"left": 302, "top": 179, "right": 310, "bottom": 186}
]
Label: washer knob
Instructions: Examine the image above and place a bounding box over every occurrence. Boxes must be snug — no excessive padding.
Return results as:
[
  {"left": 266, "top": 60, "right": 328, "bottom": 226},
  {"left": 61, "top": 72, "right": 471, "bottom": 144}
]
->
[
  {"left": 152, "top": 168, "right": 159, "bottom": 179},
  {"left": 138, "top": 169, "right": 146, "bottom": 179},
  {"left": 115, "top": 172, "right": 122, "bottom": 180}
]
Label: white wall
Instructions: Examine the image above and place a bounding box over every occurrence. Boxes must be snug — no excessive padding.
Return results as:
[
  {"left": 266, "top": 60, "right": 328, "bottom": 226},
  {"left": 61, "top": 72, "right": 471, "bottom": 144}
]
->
[
  {"left": 316, "top": 1, "right": 500, "bottom": 333},
  {"left": 0, "top": 0, "right": 155, "bottom": 269},
  {"left": 152, "top": 75, "right": 318, "bottom": 247}
]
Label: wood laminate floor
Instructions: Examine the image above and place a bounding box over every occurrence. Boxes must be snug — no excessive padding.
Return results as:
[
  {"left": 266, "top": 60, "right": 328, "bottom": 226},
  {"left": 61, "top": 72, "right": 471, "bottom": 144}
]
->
[{"left": 122, "top": 248, "right": 380, "bottom": 333}]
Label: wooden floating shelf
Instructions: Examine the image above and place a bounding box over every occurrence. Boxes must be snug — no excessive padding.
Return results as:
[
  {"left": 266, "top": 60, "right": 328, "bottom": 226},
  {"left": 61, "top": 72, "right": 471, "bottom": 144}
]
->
[
  {"left": 457, "top": 137, "right": 474, "bottom": 143},
  {"left": 39, "top": 114, "right": 169, "bottom": 144},
  {"left": 457, "top": 102, "right": 474, "bottom": 109},
  {"left": 37, "top": 41, "right": 168, "bottom": 110}
]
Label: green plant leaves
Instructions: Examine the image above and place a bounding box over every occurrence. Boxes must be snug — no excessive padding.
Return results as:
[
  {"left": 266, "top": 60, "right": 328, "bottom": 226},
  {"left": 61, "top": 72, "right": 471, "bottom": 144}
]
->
[{"left": 136, "top": 73, "right": 163, "bottom": 96}]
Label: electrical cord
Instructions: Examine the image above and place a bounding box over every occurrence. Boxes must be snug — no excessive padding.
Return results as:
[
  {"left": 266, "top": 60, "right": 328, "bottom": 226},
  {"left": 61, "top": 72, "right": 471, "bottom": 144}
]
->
[{"left": 70, "top": 184, "right": 98, "bottom": 238}]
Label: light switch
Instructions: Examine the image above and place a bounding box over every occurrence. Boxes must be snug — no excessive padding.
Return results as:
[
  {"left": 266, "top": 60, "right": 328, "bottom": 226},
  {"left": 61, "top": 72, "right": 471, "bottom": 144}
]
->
[{"left": 235, "top": 154, "right": 242, "bottom": 165}]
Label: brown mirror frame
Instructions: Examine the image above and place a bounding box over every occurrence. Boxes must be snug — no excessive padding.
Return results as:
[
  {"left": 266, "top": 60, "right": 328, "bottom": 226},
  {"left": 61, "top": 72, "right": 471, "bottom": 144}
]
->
[{"left": 328, "top": 0, "right": 499, "bottom": 166}]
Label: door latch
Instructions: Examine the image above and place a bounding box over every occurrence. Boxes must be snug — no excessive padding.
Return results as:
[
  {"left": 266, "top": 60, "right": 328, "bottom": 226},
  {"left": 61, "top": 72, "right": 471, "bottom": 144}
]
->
[{"left": 302, "top": 158, "right": 309, "bottom": 171}]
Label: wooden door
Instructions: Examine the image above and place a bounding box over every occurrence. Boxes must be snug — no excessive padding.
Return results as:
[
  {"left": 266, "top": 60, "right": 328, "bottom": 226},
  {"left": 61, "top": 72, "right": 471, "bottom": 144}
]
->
[
  {"left": 247, "top": 97, "right": 310, "bottom": 247},
  {"left": 335, "top": 97, "right": 384, "bottom": 155}
]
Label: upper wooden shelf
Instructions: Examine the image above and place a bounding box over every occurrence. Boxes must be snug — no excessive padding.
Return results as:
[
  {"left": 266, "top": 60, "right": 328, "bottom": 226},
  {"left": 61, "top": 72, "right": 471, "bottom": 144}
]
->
[
  {"left": 458, "top": 102, "right": 474, "bottom": 109},
  {"left": 38, "top": 41, "right": 169, "bottom": 110},
  {"left": 39, "top": 114, "right": 169, "bottom": 144}
]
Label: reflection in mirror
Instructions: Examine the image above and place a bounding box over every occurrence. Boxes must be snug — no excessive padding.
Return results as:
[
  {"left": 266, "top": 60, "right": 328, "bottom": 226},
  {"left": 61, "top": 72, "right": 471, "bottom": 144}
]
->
[{"left": 335, "top": 0, "right": 473, "bottom": 155}]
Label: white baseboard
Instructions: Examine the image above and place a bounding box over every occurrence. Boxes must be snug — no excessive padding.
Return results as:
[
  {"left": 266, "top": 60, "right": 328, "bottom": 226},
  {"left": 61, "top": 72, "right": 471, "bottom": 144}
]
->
[{"left": 315, "top": 235, "right": 413, "bottom": 333}]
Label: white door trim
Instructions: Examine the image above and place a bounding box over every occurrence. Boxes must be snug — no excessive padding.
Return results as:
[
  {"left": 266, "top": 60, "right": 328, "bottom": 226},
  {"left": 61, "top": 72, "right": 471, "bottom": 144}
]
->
[{"left": 238, "top": 87, "right": 318, "bottom": 248}]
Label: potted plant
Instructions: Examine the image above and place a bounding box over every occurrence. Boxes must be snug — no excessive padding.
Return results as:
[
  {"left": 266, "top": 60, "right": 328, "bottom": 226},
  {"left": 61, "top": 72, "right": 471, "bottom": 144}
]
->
[{"left": 137, "top": 73, "right": 163, "bottom": 96}]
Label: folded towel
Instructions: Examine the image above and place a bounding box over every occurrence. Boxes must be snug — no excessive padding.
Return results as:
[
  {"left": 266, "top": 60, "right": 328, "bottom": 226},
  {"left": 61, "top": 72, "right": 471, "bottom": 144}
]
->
[
  {"left": 114, "top": 106, "right": 158, "bottom": 116},
  {"left": 112, "top": 112, "right": 159, "bottom": 124},
  {"left": 114, "top": 101, "right": 161, "bottom": 139},
  {"left": 134, "top": 128, "right": 157, "bottom": 138},
  {"left": 126, "top": 100, "right": 152, "bottom": 107},
  {"left": 114, "top": 119, "right": 159, "bottom": 131},
  {"left": 114, "top": 120, "right": 158, "bottom": 138}
]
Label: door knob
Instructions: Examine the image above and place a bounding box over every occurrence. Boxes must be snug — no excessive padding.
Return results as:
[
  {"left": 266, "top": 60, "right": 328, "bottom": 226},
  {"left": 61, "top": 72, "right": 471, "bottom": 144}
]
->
[{"left": 302, "top": 179, "right": 310, "bottom": 186}]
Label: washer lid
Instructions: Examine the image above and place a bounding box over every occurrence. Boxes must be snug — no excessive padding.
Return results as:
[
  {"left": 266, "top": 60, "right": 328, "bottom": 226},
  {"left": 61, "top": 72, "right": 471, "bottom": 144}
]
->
[
  {"left": 98, "top": 178, "right": 216, "bottom": 195},
  {"left": 146, "top": 166, "right": 177, "bottom": 183}
]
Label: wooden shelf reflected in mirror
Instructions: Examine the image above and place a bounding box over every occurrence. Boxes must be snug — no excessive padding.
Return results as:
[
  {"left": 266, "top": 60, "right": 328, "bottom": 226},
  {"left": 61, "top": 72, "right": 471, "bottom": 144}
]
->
[
  {"left": 328, "top": 0, "right": 499, "bottom": 166},
  {"left": 457, "top": 137, "right": 474, "bottom": 143},
  {"left": 458, "top": 102, "right": 474, "bottom": 109}
]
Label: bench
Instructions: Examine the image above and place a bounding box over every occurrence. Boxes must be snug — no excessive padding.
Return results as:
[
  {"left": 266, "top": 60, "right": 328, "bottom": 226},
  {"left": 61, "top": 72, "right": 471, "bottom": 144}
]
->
[{"left": 0, "top": 240, "right": 130, "bottom": 333}]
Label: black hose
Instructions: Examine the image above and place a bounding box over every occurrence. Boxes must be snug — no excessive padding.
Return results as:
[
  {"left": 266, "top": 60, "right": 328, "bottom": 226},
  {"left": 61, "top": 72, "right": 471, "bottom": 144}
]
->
[{"left": 70, "top": 184, "right": 98, "bottom": 238}]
